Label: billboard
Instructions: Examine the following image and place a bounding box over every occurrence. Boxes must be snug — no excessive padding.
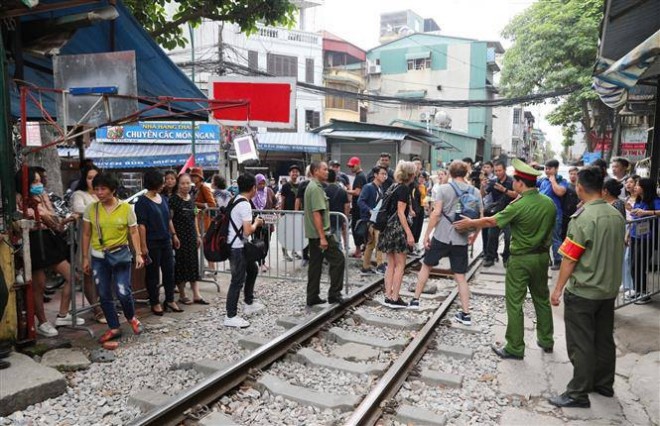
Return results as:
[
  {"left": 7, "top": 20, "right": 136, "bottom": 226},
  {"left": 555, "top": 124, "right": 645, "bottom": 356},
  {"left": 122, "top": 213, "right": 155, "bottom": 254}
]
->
[{"left": 208, "top": 76, "right": 296, "bottom": 129}]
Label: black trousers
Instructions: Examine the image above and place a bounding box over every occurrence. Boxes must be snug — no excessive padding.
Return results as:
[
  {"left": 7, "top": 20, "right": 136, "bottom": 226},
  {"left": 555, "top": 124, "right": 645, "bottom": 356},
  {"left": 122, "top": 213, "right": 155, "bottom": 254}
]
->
[
  {"left": 307, "top": 235, "right": 344, "bottom": 304},
  {"left": 564, "top": 291, "right": 616, "bottom": 401},
  {"left": 631, "top": 238, "right": 653, "bottom": 295},
  {"left": 411, "top": 211, "right": 424, "bottom": 244},
  {"left": 145, "top": 239, "right": 175, "bottom": 305},
  {"left": 227, "top": 248, "right": 258, "bottom": 317},
  {"left": 485, "top": 225, "right": 511, "bottom": 262}
]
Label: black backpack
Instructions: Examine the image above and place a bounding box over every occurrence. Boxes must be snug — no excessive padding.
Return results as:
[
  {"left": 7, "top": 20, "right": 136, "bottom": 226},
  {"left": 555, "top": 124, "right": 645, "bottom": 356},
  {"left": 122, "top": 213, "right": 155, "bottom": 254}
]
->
[
  {"left": 203, "top": 197, "right": 247, "bottom": 262},
  {"left": 372, "top": 184, "right": 399, "bottom": 232}
]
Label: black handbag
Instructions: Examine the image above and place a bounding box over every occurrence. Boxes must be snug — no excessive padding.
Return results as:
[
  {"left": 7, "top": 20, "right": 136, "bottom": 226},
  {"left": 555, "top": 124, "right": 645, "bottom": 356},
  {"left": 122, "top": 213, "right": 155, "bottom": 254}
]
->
[{"left": 243, "top": 239, "right": 267, "bottom": 263}]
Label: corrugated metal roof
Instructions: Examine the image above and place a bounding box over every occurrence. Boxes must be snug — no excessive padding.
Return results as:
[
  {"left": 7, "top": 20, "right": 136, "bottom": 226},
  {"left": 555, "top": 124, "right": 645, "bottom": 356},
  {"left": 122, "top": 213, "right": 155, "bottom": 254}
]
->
[
  {"left": 321, "top": 130, "right": 408, "bottom": 140},
  {"left": 256, "top": 132, "right": 326, "bottom": 153}
]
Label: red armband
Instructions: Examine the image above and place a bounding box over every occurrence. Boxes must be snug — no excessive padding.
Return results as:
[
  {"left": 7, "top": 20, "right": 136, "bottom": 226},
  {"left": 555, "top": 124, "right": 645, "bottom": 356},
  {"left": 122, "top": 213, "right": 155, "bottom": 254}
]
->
[{"left": 559, "top": 237, "right": 585, "bottom": 261}]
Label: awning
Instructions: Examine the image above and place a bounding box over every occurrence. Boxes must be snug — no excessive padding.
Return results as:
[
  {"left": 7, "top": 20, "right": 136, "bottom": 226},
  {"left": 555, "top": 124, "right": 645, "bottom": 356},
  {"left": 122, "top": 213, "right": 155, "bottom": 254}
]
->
[
  {"left": 256, "top": 132, "right": 326, "bottom": 153},
  {"left": 58, "top": 141, "right": 218, "bottom": 169},
  {"left": 405, "top": 51, "right": 431, "bottom": 60},
  {"left": 593, "top": 29, "right": 660, "bottom": 108},
  {"left": 9, "top": 0, "right": 206, "bottom": 120},
  {"left": 321, "top": 130, "right": 408, "bottom": 141}
]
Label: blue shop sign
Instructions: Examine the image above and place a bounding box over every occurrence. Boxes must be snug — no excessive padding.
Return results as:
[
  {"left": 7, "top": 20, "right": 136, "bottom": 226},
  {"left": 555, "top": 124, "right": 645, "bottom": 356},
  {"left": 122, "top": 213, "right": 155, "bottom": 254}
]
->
[{"left": 96, "top": 121, "right": 220, "bottom": 144}]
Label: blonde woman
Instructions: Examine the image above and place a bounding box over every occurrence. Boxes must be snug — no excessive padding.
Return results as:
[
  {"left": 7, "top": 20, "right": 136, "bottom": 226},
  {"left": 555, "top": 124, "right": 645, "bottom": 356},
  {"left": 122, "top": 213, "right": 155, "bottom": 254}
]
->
[{"left": 377, "top": 161, "right": 417, "bottom": 308}]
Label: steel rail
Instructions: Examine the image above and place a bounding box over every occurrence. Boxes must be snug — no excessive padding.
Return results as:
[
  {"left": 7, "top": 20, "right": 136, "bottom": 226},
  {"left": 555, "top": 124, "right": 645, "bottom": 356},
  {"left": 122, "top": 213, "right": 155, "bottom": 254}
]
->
[
  {"left": 130, "top": 256, "right": 422, "bottom": 426},
  {"left": 345, "top": 255, "right": 483, "bottom": 426}
]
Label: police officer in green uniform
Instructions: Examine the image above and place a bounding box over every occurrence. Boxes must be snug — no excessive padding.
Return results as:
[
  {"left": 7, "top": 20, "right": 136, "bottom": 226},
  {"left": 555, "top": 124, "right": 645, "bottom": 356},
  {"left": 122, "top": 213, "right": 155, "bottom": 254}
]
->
[
  {"left": 548, "top": 167, "right": 625, "bottom": 408},
  {"left": 455, "top": 158, "right": 556, "bottom": 359}
]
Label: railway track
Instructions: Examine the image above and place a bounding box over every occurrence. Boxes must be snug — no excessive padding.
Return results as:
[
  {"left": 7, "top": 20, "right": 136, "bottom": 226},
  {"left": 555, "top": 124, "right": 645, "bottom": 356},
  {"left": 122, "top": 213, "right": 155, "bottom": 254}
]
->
[{"left": 131, "top": 253, "right": 483, "bottom": 426}]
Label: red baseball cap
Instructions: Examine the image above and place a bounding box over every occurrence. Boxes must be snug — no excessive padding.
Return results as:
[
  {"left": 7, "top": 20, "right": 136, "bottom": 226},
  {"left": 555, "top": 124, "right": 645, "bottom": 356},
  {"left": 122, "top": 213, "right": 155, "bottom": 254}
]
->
[{"left": 346, "top": 156, "right": 361, "bottom": 167}]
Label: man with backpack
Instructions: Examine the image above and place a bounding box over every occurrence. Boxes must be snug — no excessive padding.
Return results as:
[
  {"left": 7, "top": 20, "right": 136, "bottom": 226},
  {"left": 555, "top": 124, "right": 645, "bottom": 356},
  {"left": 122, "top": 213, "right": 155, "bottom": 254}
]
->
[
  {"left": 408, "top": 161, "right": 482, "bottom": 326},
  {"left": 358, "top": 166, "right": 387, "bottom": 275},
  {"left": 224, "top": 173, "right": 265, "bottom": 328}
]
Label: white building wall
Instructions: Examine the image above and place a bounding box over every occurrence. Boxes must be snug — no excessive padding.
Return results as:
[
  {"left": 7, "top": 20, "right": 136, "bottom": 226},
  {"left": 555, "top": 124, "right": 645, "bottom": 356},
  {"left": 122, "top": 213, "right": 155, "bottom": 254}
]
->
[
  {"left": 367, "top": 43, "right": 472, "bottom": 131},
  {"left": 492, "top": 106, "right": 513, "bottom": 153},
  {"left": 168, "top": 21, "right": 324, "bottom": 133}
]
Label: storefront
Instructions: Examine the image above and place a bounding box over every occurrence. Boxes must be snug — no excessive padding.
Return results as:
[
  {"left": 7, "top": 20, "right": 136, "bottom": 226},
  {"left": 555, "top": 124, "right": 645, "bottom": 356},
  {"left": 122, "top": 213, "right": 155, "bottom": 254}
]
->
[{"left": 59, "top": 121, "right": 220, "bottom": 192}]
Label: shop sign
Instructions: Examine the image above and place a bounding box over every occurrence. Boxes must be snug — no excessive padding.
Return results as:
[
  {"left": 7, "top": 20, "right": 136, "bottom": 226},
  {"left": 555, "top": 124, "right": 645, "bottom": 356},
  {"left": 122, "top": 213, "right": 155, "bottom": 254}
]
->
[{"left": 97, "top": 122, "right": 220, "bottom": 144}]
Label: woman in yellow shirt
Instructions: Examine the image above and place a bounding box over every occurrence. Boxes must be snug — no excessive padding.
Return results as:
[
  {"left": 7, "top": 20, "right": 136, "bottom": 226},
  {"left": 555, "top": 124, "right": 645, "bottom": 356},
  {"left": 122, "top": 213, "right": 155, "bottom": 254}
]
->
[{"left": 81, "top": 173, "right": 145, "bottom": 344}]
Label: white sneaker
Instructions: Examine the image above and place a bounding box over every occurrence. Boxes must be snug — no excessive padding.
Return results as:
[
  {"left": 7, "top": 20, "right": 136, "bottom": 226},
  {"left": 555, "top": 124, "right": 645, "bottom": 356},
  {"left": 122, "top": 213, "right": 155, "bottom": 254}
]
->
[
  {"left": 37, "top": 321, "right": 58, "bottom": 337},
  {"left": 55, "top": 313, "right": 85, "bottom": 326},
  {"left": 224, "top": 315, "right": 250, "bottom": 328},
  {"left": 243, "top": 301, "right": 265, "bottom": 315}
]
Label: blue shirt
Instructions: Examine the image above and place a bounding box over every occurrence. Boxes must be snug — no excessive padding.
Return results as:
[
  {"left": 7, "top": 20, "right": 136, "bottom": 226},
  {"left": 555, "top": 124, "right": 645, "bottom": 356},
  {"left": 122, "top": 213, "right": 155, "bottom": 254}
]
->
[
  {"left": 134, "top": 196, "right": 171, "bottom": 242},
  {"left": 357, "top": 182, "right": 383, "bottom": 220},
  {"left": 630, "top": 198, "right": 660, "bottom": 239},
  {"left": 537, "top": 176, "right": 568, "bottom": 214}
]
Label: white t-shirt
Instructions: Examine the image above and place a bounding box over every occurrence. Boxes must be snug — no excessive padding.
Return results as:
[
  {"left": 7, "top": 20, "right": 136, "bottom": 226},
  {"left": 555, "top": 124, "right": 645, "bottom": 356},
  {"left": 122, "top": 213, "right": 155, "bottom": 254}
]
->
[{"left": 227, "top": 196, "right": 252, "bottom": 249}]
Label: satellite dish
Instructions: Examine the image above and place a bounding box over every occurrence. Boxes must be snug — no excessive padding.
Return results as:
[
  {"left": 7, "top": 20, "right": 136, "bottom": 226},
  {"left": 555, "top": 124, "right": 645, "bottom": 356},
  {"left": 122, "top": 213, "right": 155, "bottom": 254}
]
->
[
  {"left": 435, "top": 110, "right": 452, "bottom": 129},
  {"left": 419, "top": 112, "right": 428, "bottom": 122}
]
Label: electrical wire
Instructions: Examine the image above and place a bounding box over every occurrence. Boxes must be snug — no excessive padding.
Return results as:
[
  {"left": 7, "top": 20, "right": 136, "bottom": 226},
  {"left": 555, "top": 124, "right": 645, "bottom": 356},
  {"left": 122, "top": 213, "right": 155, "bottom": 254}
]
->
[{"left": 219, "top": 60, "right": 581, "bottom": 108}]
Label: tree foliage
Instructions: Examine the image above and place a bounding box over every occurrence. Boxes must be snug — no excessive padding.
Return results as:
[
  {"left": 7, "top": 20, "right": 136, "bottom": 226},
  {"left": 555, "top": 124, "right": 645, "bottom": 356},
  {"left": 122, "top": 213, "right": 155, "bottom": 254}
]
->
[
  {"left": 500, "top": 0, "right": 604, "bottom": 151},
  {"left": 125, "top": 0, "right": 297, "bottom": 50}
]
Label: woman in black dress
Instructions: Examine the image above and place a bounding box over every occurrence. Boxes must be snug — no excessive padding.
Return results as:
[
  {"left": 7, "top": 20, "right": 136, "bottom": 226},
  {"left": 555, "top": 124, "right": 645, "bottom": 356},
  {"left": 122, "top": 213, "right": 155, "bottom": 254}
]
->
[
  {"left": 169, "top": 173, "right": 207, "bottom": 305},
  {"left": 377, "top": 160, "right": 417, "bottom": 308}
]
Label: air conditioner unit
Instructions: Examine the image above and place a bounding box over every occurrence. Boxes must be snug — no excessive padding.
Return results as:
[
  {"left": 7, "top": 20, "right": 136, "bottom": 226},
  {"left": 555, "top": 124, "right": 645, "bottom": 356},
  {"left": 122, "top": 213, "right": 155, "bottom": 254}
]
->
[{"left": 368, "top": 65, "right": 381, "bottom": 74}]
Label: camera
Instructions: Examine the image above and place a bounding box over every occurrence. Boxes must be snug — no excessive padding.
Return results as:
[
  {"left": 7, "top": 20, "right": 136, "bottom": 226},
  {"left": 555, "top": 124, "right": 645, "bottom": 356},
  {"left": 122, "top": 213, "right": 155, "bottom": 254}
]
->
[{"left": 469, "top": 162, "right": 483, "bottom": 188}]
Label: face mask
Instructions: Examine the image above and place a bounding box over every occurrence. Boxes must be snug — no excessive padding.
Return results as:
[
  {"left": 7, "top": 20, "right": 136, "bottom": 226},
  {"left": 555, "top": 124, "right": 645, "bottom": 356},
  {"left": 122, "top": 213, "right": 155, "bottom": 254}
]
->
[{"left": 30, "top": 184, "right": 44, "bottom": 195}]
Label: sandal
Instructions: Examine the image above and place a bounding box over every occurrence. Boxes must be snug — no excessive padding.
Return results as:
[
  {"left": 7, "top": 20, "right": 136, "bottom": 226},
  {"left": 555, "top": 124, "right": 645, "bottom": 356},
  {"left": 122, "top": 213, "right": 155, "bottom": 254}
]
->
[
  {"left": 178, "top": 297, "right": 193, "bottom": 305},
  {"left": 193, "top": 298, "right": 210, "bottom": 305}
]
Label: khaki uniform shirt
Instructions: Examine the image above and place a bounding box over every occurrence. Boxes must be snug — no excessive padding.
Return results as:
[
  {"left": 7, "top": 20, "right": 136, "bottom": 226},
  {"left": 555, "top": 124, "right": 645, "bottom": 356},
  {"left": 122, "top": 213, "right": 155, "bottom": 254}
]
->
[
  {"left": 562, "top": 199, "right": 625, "bottom": 300},
  {"left": 494, "top": 189, "right": 556, "bottom": 255},
  {"left": 304, "top": 179, "right": 330, "bottom": 239}
]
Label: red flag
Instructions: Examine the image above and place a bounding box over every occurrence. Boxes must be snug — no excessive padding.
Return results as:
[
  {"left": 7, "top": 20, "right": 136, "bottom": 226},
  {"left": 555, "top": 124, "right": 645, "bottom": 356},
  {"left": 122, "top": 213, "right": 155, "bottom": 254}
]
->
[{"left": 179, "top": 154, "right": 195, "bottom": 175}]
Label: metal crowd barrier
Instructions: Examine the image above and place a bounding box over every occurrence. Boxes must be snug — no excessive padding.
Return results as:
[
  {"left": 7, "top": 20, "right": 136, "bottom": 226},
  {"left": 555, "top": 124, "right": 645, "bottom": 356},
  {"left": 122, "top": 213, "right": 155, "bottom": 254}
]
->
[
  {"left": 616, "top": 215, "right": 659, "bottom": 308},
  {"left": 198, "top": 208, "right": 351, "bottom": 293}
]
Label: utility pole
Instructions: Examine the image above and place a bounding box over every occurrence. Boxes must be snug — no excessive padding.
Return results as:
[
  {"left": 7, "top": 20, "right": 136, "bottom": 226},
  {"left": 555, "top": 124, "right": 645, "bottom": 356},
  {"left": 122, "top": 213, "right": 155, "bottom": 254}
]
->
[
  {"left": 188, "top": 23, "right": 196, "bottom": 168},
  {"left": 217, "top": 24, "right": 229, "bottom": 178}
]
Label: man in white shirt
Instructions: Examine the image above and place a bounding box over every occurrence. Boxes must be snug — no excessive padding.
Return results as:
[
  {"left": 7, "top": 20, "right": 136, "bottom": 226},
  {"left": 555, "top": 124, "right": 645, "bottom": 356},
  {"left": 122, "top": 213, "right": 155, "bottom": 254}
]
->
[{"left": 225, "top": 173, "right": 265, "bottom": 328}]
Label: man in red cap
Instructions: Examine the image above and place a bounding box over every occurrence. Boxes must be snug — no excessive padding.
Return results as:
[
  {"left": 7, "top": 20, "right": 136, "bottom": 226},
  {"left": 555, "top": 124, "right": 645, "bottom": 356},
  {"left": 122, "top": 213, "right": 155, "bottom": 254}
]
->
[{"left": 346, "top": 157, "right": 367, "bottom": 258}]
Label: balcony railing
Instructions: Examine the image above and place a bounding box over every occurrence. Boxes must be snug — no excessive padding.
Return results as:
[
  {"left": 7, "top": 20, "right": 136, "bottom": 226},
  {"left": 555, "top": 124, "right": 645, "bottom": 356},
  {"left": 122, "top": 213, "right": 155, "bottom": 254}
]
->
[{"left": 256, "top": 24, "right": 321, "bottom": 46}]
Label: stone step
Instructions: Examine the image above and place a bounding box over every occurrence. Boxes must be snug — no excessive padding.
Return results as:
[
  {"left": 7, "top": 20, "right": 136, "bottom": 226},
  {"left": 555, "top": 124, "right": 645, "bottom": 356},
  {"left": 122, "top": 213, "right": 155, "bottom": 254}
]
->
[
  {"left": 436, "top": 344, "right": 474, "bottom": 359},
  {"left": 396, "top": 404, "right": 447, "bottom": 425},
  {"left": 198, "top": 410, "right": 239, "bottom": 426},
  {"left": 354, "top": 309, "right": 425, "bottom": 330},
  {"left": 449, "top": 322, "right": 485, "bottom": 335},
  {"left": 256, "top": 373, "right": 360, "bottom": 411},
  {"left": 40, "top": 348, "right": 91, "bottom": 372},
  {"left": 288, "top": 348, "right": 388, "bottom": 375},
  {"left": 127, "top": 389, "right": 172, "bottom": 413},
  {"left": 0, "top": 352, "right": 67, "bottom": 417},
  {"left": 324, "top": 327, "right": 408, "bottom": 350},
  {"left": 238, "top": 335, "right": 270, "bottom": 351},
  {"left": 419, "top": 368, "right": 463, "bottom": 387}
]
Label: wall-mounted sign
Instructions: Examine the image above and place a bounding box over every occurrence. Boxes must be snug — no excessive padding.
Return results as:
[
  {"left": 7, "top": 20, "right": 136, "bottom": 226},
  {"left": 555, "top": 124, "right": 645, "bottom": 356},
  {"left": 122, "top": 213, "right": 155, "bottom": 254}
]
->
[{"left": 96, "top": 121, "right": 220, "bottom": 144}]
